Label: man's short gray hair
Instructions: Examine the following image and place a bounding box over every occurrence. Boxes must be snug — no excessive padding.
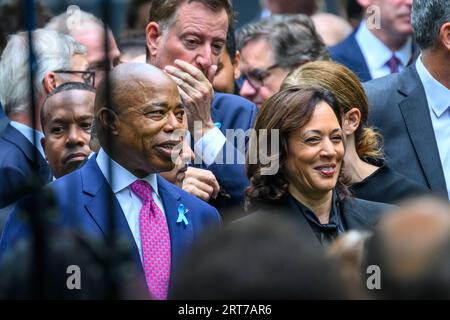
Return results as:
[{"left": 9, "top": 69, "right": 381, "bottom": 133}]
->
[
  {"left": 411, "top": 0, "right": 450, "bottom": 50},
  {"left": 237, "top": 14, "right": 330, "bottom": 69},
  {"left": 0, "top": 29, "right": 86, "bottom": 116}
]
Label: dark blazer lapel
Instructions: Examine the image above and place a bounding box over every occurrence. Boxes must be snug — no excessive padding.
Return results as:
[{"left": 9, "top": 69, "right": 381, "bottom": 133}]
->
[
  {"left": 346, "top": 33, "right": 372, "bottom": 82},
  {"left": 2, "top": 123, "right": 51, "bottom": 181},
  {"left": 81, "top": 157, "right": 142, "bottom": 260},
  {"left": 397, "top": 66, "right": 447, "bottom": 194},
  {"left": 340, "top": 198, "right": 375, "bottom": 230},
  {"left": 157, "top": 175, "right": 194, "bottom": 275}
]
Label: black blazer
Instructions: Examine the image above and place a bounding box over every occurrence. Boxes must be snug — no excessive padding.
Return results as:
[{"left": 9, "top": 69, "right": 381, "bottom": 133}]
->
[
  {"left": 364, "top": 64, "right": 448, "bottom": 200},
  {"left": 350, "top": 163, "right": 430, "bottom": 205},
  {"left": 241, "top": 195, "right": 393, "bottom": 248}
]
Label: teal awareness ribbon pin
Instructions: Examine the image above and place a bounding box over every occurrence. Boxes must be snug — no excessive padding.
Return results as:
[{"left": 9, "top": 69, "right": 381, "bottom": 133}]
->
[{"left": 177, "top": 204, "right": 189, "bottom": 226}]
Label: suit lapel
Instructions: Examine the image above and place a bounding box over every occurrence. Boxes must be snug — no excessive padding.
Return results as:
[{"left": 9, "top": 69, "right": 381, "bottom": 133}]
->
[
  {"left": 340, "top": 198, "right": 375, "bottom": 230},
  {"left": 347, "top": 33, "right": 372, "bottom": 82},
  {"left": 397, "top": 66, "right": 447, "bottom": 193},
  {"left": 81, "top": 157, "right": 143, "bottom": 270},
  {"left": 157, "top": 175, "right": 194, "bottom": 277}
]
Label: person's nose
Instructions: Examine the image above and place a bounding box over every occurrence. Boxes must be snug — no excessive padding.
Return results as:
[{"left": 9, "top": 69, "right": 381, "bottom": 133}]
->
[
  {"left": 164, "top": 112, "right": 182, "bottom": 132},
  {"left": 66, "top": 126, "right": 86, "bottom": 147},
  {"left": 239, "top": 79, "right": 257, "bottom": 100},
  {"left": 194, "top": 45, "right": 214, "bottom": 74},
  {"left": 320, "top": 137, "right": 338, "bottom": 159}
]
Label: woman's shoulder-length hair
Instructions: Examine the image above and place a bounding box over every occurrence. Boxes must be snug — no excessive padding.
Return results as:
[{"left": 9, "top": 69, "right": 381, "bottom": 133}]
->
[{"left": 245, "top": 85, "right": 350, "bottom": 211}]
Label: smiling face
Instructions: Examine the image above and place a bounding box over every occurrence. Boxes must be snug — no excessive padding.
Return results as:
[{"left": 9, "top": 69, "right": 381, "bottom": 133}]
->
[
  {"left": 41, "top": 90, "right": 95, "bottom": 178},
  {"left": 147, "top": 1, "right": 228, "bottom": 75},
  {"left": 285, "top": 101, "right": 345, "bottom": 199},
  {"left": 110, "top": 75, "right": 185, "bottom": 178}
]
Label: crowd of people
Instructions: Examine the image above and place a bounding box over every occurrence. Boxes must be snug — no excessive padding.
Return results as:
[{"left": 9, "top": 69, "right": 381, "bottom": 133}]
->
[{"left": 0, "top": 0, "right": 449, "bottom": 299}]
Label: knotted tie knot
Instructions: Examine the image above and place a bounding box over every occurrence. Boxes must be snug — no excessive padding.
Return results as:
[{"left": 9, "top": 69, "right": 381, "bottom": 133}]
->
[
  {"left": 387, "top": 54, "right": 400, "bottom": 74},
  {"left": 130, "top": 180, "right": 153, "bottom": 205}
]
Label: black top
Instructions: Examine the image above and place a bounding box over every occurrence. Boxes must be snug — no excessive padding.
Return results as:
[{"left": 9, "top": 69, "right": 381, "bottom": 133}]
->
[
  {"left": 291, "top": 192, "right": 345, "bottom": 247},
  {"left": 350, "top": 162, "right": 430, "bottom": 205},
  {"left": 242, "top": 191, "right": 394, "bottom": 249}
]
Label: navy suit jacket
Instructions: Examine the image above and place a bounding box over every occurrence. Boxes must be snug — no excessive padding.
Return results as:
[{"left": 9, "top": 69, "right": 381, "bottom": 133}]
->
[
  {"left": 0, "top": 156, "right": 221, "bottom": 294},
  {"left": 364, "top": 64, "right": 448, "bottom": 200},
  {"left": 0, "top": 123, "right": 51, "bottom": 209},
  {"left": 0, "top": 103, "right": 8, "bottom": 135},
  {"left": 330, "top": 31, "right": 372, "bottom": 82},
  {"left": 194, "top": 92, "right": 258, "bottom": 217},
  {"left": 0, "top": 102, "right": 5, "bottom": 119}
]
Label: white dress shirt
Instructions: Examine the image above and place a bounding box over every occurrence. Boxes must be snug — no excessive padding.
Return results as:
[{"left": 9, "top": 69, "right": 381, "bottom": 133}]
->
[
  {"left": 10, "top": 121, "right": 45, "bottom": 159},
  {"left": 415, "top": 56, "right": 450, "bottom": 200},
  {"left": 96, "top": 148, "right": 168, "bottom": 261},
  {"left": 355, "top": 21, "right": 413, "bottom": 79}
]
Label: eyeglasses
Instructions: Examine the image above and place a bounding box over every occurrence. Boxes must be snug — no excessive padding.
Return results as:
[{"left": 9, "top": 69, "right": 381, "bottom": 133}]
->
[
  {"left": 54, "top": 70, "right": 96, "bottom": 88},
  {"left": 241, "top": 63, "right": 279, "bottom": 89}
]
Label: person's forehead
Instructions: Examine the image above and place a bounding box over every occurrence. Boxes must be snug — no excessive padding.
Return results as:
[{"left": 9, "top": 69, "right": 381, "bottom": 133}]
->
[
  {"left": 240, "top": 38, "right": 275, "bottom": 68},
  {"left": 122, "top": 77, "right": 181, "bottom": 109},
  {"left": 47, "top": 90, "right": 95, "bottom": 113},
  {"left": 171, "top": 1, "right": 228, "bottom": 35},
  {"left": 73, "top": 28, "right": 120, "bottom": 63}
]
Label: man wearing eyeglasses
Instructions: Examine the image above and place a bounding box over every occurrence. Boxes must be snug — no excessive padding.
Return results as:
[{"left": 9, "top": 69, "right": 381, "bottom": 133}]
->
[
  {"left": 237, "top": 15, "right": 330, "bottom": 109},
  {"left": 0, "top": 29, "right": 89, "bottom": 211}
]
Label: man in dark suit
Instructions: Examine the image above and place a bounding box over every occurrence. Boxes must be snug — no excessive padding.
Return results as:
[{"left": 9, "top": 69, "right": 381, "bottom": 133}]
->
[
  {"left": 0, "top": 63, "right": 221, "bottom": 299},
  {"left": 145, "top": 0, "right": 258, "bottom": 219},
  {"left": 364, "top": 0, "right": 450, "bottom": 201},
  {"left": 330, "top": 0, "right": 414, "bottom": 82},
  {"left": 0, "top": 29, "right": 90, "bottom": 209}
]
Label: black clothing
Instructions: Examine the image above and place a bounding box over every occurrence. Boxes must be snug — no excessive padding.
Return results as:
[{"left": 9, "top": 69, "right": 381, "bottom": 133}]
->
[
  {"left": 350, "top": 162, "right": 430, "bottom": 205},
  {"left": 291, "top": 192, "right": 345, "bottom": 247}
]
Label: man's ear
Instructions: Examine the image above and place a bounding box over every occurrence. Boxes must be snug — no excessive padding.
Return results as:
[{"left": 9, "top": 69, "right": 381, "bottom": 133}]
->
[
  {"left": 40, "top": 137, "right": 48, "bottom": 161},
  {"left": 439, "top": 22, "right": 450, "bottom": 52},
  {"left": 233, "top": 50, "right": 241, "bottom": 80},
  {"left": 42, "top": 72, "right": 58, "bottom": 94},
  {"left": 343, "top": 108, "right": 361, "bottom": 136},
  {"left": 146, "top": 21, "right": 163, "bottom": 61},
  {"left": 97, "top": 108, "right": 119, "bottom": 135}
]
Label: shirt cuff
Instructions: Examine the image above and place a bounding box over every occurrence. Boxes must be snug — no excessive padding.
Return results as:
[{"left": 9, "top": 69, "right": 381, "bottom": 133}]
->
[{"left": 194, "top": 126, "right": 227, "bottom": 167}]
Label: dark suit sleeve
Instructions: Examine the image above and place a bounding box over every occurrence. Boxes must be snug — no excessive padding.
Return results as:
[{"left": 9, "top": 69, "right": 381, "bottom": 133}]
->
[{"left": 207, "top": 104, "right": 257, "bottom": 205}]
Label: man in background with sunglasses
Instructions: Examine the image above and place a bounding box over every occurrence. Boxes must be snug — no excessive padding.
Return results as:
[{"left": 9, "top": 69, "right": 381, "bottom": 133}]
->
[{"left": 237, "top": 15, "right": 329, "bottom": 109}]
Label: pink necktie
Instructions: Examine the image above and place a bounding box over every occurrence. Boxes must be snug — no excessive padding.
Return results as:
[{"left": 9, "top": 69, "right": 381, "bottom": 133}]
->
[{"left": 130, "top": 180, "right": 171, "bottom": 300}]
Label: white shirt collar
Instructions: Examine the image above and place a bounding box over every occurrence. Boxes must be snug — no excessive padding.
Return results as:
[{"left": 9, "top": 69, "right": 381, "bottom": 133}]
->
[
  {"left": 355, "top": 21, "right": 412, "bottom": 70},
  {"left": 415, "top": 56, "right": 450, "bottom": 118},
  {"left": 9, "top": 121, "right": 45, "bottom": 158},
  {"left": 96, "top": 148, "right": 159, "bottom": 196}
]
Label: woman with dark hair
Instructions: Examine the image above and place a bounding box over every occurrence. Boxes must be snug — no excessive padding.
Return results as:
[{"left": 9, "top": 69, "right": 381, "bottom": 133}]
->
[
  {"left": 282, "top": 61, "right": 428, "bottom": 204},
  {"left": 245, "top": 86, "right": 392, "bottom": 247}
]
